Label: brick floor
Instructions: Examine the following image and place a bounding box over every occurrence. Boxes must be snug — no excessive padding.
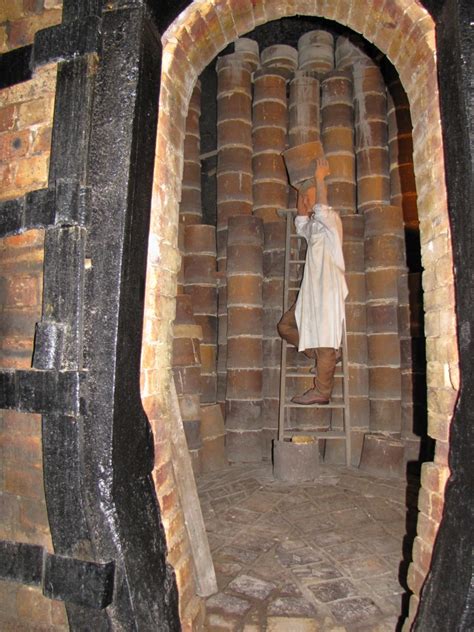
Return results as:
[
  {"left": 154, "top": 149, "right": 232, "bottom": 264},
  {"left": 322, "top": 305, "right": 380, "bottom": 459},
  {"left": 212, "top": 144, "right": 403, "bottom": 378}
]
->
[{"left": 197, "top": 463, "right": 418, "bottom": 631}]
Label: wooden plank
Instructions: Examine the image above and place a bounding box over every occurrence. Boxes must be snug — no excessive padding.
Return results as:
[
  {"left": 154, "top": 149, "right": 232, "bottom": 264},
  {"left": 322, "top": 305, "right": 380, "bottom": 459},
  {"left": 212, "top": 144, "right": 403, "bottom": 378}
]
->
[{"left": 169, "top": 381, "right": 217, "bottom": 597}]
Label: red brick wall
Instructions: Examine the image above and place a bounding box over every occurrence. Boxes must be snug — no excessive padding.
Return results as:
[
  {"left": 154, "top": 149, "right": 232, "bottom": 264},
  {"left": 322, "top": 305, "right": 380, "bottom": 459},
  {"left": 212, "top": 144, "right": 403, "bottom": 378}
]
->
[
  {"left": 0, "top": 1, "right": 62, "bottom": 53},
  {"left": 0, "top": 3, "right": 65, "bottom": 629}
]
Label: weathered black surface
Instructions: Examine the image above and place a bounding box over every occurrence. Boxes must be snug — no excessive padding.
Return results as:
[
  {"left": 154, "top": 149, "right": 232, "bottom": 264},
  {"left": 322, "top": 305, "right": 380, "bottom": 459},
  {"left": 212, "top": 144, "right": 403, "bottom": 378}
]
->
[
  {"left": 49, "top": 56, "right": 97, "bottom": 184},
  {"left": 43, "top": 554, "right": 114, "bottom": 609},
  {"left": 39, "top": 227, "right": 86, "bottom": 370},
  {"left": 413, "top": 1, "right": 474, "bottom": 630},
  {"left": 83, "top": 6, "right": 180, "bottom": 627},
  {"left": 0, "top": 541, "right": 115, "bottom": 609},
  {"left": 0, "top": 182, "right": 90, "bottom": 239},
  {"left": 32, "top": 17, "right": 101, "bottom": 68},
  {"left": 0, "top": 541, "right": 43, "bottom": 586},
  {"left": 62, "top": 0, "right": 103, "bottom": 22},
  {"left": 33, "top": 322, "right": 66, "bottom": 370},
  {"left": 0, "top": 46, "right": 32, "bottom": 89},
  {"left": 0, "top": 369, "right": 82, "bottom": 415}
]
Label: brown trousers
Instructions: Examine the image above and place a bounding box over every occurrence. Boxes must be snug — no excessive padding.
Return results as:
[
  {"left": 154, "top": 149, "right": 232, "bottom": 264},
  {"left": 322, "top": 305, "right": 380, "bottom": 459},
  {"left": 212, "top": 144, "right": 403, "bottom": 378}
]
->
[{"left": 277, "top": 302, "right": 337, "bottom": 399}]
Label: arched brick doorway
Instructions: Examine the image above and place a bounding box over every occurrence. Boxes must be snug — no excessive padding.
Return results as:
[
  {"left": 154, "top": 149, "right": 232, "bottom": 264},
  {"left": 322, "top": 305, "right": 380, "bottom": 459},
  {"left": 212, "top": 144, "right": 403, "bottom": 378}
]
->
[{"left": 141, "top": 0, "right": 459, "bottom": 629}]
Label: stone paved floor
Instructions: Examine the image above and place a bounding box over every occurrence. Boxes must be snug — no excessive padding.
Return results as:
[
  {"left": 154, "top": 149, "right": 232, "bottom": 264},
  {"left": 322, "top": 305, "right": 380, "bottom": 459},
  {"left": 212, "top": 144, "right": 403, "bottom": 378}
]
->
[{"left": 197, "top": 463, "right": 419, "bottom": 631}]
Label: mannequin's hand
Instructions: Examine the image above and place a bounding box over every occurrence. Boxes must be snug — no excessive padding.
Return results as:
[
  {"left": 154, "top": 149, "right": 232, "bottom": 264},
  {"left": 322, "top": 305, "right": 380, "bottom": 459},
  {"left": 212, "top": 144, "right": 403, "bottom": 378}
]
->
[{"left": 315, "top": 158, "right": 330, "bottom": 181}]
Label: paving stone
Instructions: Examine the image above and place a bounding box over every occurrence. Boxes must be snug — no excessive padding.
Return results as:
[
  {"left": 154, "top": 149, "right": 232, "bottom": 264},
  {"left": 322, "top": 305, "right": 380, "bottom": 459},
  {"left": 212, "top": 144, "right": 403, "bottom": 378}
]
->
[
  {"left": 252, "top": 522, "right": 292, "bottom": 539},
  {"left": 290, "top": 515, "right": 336, "bottom": 534},
  {"left": 227, "top": 574, "right": 276, "bottom": 600},
  {"left": 205, "top": 612, "right": 241, "bottom": 630},
  {"left": 240, "top": 491, "right": 283, "bottom": 512},
  {"left": 214, "top": 560, "right": 243, "bottom": 576},
  {"left": 307, "top": 531, "right": 348, "bottom": 548},
  {"left": 360, "top": 497, "right": 405, "bottom": 522},
  {"left": 281, "top": 501, "right": 320, "bottom": 519},
  {"left": 292, "top": 562, "right": 343, "bottom": 582},
  {"left": 366, "top": 534, "right": 401, "bottom": 555},
  {"left": 266, "top": 616, "right": 322, "bottom": 631},
  {"left": 329, "top": 596, "right": 383, "bottom": 626},
  {"left": 267, "top": 596, "right": 317, "bottom": 617},
  {"left": 251, "top": 559, "right": 288, "bottom": 584},
  {"left": 230, "top": 531, "right": 276, "bottom": 553},
  {"left": 303, "top": 485, "right": 341, "bottom": 501},
  {"left": 314, "top": 493, "right": 359, "bottom": 512},
  {"left": 339, "top": 522, "right": 387, "bottom": 539},
  {"left": 206, "top": 592, "right": 252, "bottom": 616},
  {"left": 208, "top": 533, "right": 229, "bottom": 552},
  {"left": 276, "top": 493, "right": 312, "bottom": 512},
  {"left": 273, "top": 581, "right": 303, "bottom": 597},
  {"left": 328, "top": 507, "right": 373, "bottom": 528},
  {"left": 276, "top": 546, "right": 326, "bottom": 568},
  {"left": 362, "top": 572, "right": 404, "bottom": 597},
  {"left": 221, "top": 507, "right": 262, "bottom": 525},
  {"left": 277, "top": 538, "right": 307, "bottom": 550},
  {"left": 325, "top": 540, "right": 371, "bottom": 562},
  {"left": 216, "top": 572, "right": 234, "bottom": 592},
  {"left": 217, "top": 546, "right": 260, "bottom": 564},
  {"left": 339, "top": 555, "right": 391, "bottom": 579},
  {"left": 307, "top": 578, "right": 358, "bottom": 603}
]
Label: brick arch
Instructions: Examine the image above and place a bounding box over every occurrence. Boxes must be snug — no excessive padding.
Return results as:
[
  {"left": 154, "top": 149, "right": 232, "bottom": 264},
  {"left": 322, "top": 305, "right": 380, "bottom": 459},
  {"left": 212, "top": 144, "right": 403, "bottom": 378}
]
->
[{"left": 142, "top": 1, "right": 458, "bottom": 627}]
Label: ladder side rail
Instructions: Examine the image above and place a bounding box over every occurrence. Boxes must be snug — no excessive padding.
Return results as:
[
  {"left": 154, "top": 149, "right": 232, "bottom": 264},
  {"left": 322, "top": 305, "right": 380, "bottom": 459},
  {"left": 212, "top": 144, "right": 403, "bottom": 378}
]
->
[
  {"left": 278, "top": 210, "right": 294, "bottom": 441},
  {"left": 341, "top": 318, "right": 351, "bottom": 466}
]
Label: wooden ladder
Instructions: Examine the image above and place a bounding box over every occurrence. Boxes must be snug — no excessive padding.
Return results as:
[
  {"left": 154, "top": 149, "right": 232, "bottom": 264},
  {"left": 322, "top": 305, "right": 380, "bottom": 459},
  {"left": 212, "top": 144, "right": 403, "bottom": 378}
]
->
[{"left": 278, "top": 208, "right": 352, "bottom": 467}]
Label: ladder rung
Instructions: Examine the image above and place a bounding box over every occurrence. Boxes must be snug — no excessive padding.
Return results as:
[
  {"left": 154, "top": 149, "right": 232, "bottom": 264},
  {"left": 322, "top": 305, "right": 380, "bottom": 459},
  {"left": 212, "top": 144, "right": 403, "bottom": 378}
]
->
[
  {"left": 285, "top": 371, "right": 344, "bottom": 378},
  {"left": 290, "top": 234, "right": 305, "bottom": 239},
  {"left": 289, "top": 259, "right": 306, "bottom": 264},
  {"left": 282, "top": 430, "right": 346, "bottom": 440},
  {"left": 284, "top": 400, "right": 346, "bottom": 409}
]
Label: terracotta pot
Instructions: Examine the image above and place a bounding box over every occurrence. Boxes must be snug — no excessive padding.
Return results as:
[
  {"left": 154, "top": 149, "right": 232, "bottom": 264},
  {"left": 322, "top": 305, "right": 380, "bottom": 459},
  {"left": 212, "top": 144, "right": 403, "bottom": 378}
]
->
[{"left": 282, "top": 140, "right": 324, "bottom": 190}]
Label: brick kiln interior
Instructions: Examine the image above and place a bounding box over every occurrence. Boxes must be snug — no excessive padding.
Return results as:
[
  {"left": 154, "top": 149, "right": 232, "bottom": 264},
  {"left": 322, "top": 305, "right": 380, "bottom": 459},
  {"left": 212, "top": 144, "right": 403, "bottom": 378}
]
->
[
  {"left": 1, "top": 2, "right": 468, "bottom": 630},
  {"left": 172, "top": 22, "right": 428, "bottom": 478}
]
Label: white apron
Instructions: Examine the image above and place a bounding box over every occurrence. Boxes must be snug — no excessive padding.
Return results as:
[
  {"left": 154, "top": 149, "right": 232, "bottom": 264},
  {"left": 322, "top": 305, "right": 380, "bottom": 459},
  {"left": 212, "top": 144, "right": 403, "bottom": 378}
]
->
[{"left": 294, "top": 204, "right": 348, "bottom": 351}]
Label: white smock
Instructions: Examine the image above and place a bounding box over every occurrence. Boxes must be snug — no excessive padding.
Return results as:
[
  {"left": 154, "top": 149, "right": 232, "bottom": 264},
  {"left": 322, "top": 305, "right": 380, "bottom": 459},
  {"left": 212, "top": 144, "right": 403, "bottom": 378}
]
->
[{"left": 294, "top": 204, "right": 348, "bottom": 351}]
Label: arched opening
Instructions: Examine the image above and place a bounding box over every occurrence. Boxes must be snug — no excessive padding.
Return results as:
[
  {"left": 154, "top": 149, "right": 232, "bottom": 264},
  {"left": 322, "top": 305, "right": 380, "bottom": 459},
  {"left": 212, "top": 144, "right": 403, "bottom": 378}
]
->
[{"left": 141, "top": 2, "right": 458, "bottom": 628}]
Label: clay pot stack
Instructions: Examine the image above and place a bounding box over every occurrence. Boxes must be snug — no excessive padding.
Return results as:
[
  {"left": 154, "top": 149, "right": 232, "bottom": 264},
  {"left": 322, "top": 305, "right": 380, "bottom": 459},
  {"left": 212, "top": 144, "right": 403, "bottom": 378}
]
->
[
  {"left": 252, "top": 68, "right": 289, "bottom": 223},
  {"left": 216, "top": 54, "right": 253, "bottom": 406},
  {"left": 180, "top": 81, "right": 202, "bottom": 225},
  {"left": 298, "top": 30, "right": 334, "bottom": 74},
  {"left": 183, "top": 224, "right": 218, "bottom": 404},
  {"left": 330, "top": 214, "right": 369, "bottom": 464},
  {"left": 353, "top": 61, "right": 391, "bottom": 212},
  {"left": 172, "top": 294, "right": 203, "bottom": 474},
  {"left": 234, "top": 37, "right": 260, "bottom": 72},
  {"left": 321, "top": 71, "right": 356, "bottom": 214},
  {"left": 200, "top": 403, "right": 227, "bottom": 472},
  {"left": 225, "top": 215, "right": 264, "bottom": 462},
  {"left": 261, "top": 44, "right": 298, "bottom": 78},
  {"left": 288, "top": 72, "right": 320, "bottom": 148},
  {"left": 335, "top": 35, "right": 373, "bottom": 71},
  {"left": 364, "top": 205, "right": 406, "bottom": 436}
]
